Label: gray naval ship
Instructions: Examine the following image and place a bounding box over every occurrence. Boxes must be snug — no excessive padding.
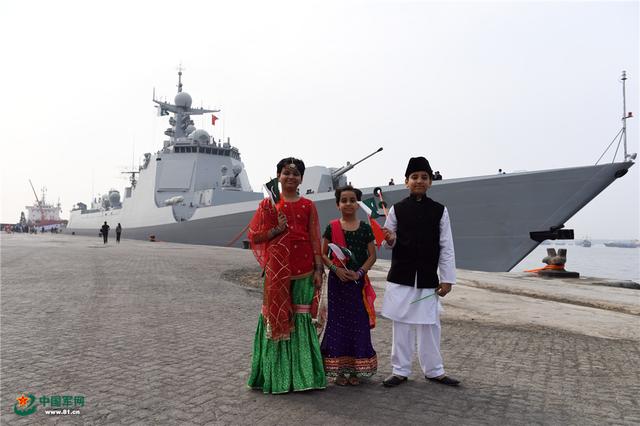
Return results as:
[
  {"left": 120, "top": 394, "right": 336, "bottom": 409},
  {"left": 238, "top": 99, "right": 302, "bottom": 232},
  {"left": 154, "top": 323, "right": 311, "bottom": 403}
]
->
[{"left": 67, "top": 71, "right": 636, "bottom": 272}]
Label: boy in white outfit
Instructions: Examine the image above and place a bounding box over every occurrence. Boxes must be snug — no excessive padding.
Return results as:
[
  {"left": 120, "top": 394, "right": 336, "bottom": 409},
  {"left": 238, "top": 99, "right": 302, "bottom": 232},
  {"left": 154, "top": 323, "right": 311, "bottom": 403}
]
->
[{"left": 381, "top": 156, "right": 460, "bottom": 387}]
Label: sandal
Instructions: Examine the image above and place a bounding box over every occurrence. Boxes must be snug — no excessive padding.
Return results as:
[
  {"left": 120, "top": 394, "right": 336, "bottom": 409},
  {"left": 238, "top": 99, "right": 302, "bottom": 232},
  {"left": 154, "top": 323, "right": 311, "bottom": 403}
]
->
[
  {"left": 334, "top": 375, "right": 348, "bottom": 386},
  {"left": 348, "top": 376, "right": 360, "bottom": 386}
]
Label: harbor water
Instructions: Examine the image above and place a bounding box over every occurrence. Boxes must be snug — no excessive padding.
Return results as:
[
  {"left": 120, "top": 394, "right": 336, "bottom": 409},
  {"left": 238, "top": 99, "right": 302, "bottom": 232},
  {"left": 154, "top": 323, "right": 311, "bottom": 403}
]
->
[{"left": 514, "top": 244, "right": 640, "bottom": 282}]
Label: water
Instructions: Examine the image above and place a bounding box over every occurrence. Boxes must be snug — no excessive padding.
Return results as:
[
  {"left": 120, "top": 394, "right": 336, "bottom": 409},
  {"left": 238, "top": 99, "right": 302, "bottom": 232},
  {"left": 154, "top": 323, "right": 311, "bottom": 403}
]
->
[{"left": 514, "top": 244, "right": 640, "bottom": 282}]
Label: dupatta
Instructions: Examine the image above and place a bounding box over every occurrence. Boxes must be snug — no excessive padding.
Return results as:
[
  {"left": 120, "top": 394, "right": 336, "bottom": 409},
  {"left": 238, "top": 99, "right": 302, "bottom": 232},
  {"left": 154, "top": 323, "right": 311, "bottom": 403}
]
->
[{"left": 248, "top": 198, "right": 293, "bottom": 341}]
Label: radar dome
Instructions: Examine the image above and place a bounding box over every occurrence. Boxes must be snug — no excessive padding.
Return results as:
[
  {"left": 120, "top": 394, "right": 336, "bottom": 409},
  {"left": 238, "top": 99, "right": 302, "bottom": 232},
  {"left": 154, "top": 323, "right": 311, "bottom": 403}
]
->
[
  {"left": 174, "top": 92, "right": 192, "bottom": 108},
  {"left": 108, "top": 190, "right": 121, "bottom": 205},
  {"left": 190, "top": 129, "right": 210, "bottom": 144}
]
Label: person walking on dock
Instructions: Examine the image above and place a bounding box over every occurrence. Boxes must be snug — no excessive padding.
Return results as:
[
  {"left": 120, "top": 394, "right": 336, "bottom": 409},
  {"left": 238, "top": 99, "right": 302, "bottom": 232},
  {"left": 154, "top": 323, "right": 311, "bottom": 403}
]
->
[
  {"left": 116, "top": 223, "right": 122, "bottom": 243},
  {"left": 101, "top": 222, "right": 110, "bottom": 244}
]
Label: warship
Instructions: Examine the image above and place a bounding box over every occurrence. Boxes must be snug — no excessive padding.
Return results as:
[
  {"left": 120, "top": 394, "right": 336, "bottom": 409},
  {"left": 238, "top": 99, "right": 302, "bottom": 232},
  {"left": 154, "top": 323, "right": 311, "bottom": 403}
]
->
[{"left": 66, "top": 70, "right": 636, "bottom": 272}]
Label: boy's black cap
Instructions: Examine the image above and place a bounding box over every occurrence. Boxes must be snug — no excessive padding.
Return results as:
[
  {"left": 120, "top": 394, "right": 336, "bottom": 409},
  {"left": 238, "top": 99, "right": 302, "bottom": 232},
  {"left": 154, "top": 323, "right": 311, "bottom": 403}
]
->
[{"left": 405, "top": 156, "right": 433, "bottom": 178}]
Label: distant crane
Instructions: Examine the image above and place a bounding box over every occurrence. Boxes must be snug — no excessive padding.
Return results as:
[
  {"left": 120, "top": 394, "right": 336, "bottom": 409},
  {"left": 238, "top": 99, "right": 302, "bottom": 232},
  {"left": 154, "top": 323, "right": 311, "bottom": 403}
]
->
[{"left": 28, "top": 179, "right": 46, "bottom": 224}]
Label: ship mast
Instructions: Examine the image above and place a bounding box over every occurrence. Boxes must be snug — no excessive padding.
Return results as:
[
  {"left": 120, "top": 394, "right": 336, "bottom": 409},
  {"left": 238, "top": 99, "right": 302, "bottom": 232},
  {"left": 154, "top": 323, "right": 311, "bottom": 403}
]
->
[
  {"left": 622, "top": 70, "right": 628, "bottom": 159},
  {"left": 621, "top": 70, "right": 636, "bottom": 161}
]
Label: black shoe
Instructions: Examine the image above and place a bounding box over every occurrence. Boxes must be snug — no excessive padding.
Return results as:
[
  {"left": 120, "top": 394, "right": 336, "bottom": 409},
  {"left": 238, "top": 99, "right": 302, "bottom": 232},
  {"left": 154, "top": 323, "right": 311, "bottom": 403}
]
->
[
  {"left": 382, "top": 374, "right": 408, "bottom": 387},
  {"left": 426, "top": 375, "right": 460, "bottom": 386}
]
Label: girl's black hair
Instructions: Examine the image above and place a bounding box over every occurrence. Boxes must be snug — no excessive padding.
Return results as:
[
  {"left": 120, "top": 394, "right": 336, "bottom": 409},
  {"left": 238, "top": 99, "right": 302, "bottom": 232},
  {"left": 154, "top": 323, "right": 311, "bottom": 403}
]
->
[
  {"left": 334, "top": 185, "right": 362, "bottom": 205},
  {"left": 276, "top": 157, "right": 306, "bottom": 177}
]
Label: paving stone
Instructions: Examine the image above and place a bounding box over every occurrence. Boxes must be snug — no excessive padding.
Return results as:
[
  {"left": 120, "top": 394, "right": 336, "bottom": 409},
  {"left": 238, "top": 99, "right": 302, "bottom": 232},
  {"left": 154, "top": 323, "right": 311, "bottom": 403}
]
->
[{"left": 1, "top": 234, "right": 639, "bottom": 425}]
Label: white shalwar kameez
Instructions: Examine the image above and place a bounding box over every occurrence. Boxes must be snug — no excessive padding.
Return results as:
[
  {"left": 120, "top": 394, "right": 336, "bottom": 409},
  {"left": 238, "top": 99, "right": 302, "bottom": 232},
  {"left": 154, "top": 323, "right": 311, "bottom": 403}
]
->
[{"left": 381, "top": 205, "right": 456, "bottom": 378}]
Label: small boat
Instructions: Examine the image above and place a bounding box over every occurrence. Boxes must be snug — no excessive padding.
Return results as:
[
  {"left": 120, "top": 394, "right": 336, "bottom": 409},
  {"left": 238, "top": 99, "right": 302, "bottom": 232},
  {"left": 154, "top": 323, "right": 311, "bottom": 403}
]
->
[{"left": 604, "top": 240, "right": 640, "bottom": 248}]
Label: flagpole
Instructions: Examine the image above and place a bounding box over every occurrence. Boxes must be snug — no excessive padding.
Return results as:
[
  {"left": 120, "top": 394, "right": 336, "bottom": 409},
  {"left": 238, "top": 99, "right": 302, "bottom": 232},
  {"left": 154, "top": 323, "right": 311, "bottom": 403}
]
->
[{"left": 373, "top": 187, "right": 389, "bottom": 217}]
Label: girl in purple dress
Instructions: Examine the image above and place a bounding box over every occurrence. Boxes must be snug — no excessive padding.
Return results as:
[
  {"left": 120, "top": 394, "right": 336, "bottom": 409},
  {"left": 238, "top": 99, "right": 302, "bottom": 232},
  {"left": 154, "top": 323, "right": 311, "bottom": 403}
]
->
[{"left": 321, "top": 185, "right": 377, "bottom": 386}]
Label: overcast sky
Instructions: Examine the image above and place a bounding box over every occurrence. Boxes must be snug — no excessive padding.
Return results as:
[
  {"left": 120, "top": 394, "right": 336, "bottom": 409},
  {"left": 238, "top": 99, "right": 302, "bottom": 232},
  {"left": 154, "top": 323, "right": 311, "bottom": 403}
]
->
[{"left": 1, "top": 0, "right": 638, "bottom": 239}]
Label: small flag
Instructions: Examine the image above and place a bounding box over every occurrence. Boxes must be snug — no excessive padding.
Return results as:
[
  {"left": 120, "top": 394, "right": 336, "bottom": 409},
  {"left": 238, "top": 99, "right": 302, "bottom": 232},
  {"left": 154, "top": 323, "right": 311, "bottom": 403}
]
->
[
  {"left": 327, "top": 243, "right": 353, "bottom": 265},
  {"left": 262, "top": 178, "right": 280, "bottom": 204},
  {"left": 361, "top": 198, "right": 382, "bottom": 218},
  {"left": 211, "top": 115, "right": 218, "bottom": 125},
  {"left": 358, "top": 201, "right": 386, "bottom": 248}
]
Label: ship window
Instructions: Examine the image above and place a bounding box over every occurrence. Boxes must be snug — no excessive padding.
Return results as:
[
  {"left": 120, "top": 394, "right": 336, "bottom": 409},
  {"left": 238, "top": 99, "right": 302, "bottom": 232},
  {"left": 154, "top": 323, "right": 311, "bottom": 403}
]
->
[
  {"left": 225, "top": 150, "right": 230, "bottom": 156},
  {"left": 213, "top": 149, "right": 219, "bottom": 155}
]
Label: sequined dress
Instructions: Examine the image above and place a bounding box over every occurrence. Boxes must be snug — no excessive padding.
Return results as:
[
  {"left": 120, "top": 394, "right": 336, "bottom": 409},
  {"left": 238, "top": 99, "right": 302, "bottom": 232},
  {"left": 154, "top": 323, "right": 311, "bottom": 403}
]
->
[
  {"left": 320, "top": 221, "right": 377, "bottom": 377},
  {"left": 247, "top": 197, "right": 327, "bottom": 394}
]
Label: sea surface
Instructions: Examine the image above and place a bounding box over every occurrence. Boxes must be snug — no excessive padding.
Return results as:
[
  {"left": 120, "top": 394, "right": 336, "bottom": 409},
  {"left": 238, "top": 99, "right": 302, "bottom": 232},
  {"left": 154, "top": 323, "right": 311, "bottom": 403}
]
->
[{"left": 514, "top": 244, "right": 640, "bottom": 282}]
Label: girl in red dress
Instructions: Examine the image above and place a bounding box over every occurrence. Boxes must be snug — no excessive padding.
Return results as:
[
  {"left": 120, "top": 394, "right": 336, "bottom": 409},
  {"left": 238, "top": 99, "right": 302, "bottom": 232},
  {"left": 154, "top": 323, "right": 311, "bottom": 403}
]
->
[{"left": 247, "top": 157, "right": 327, "bottom": 394}]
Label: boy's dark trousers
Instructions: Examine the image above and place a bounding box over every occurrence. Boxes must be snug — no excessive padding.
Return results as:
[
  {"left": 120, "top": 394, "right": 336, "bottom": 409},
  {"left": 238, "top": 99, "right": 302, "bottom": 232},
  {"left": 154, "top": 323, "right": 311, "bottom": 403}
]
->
[
  {"left": 103, "top": 233, "right": 108, "bottom": 244},
  {"left": 116, "top": 232, "right": 121, "bottom": 243}
]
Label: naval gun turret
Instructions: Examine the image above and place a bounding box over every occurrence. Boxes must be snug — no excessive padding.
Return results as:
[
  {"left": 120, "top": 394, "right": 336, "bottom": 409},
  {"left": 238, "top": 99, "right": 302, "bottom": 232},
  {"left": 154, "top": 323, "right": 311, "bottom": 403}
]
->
[{"left": 298, "top": 147, "right": 383, "bottom": 195}]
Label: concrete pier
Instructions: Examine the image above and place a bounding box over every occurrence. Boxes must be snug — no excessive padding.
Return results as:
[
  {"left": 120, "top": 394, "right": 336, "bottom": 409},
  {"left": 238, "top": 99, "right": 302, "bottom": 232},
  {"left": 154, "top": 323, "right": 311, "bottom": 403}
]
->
[{"left": 2, "top": 233, "right": 639, "bottom": 425}]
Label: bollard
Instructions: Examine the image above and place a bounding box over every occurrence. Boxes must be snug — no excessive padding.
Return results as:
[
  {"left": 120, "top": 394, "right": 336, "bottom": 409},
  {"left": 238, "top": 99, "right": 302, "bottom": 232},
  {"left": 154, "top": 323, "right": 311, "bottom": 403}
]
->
[
  {"left": 525, "top": 247, "right": 579, "bottom": 278},
  {"left": 149, "top": 235, "right": 156, "bottom": 242},
  {"left": 242, "top": 240, "right": 250, "bottom": 249}
]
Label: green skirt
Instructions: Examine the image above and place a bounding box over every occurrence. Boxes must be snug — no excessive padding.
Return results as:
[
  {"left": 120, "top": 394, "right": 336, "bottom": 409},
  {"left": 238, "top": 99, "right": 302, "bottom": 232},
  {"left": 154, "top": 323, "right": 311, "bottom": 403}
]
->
[{"left": 247, "top": 275, "right": 327, "bottom": 394}]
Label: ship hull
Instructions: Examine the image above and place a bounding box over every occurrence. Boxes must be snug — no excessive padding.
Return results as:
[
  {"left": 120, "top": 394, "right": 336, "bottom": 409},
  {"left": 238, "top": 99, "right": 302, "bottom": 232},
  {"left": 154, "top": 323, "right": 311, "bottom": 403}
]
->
[{"left": 67, "top": 161, "right": 634, "bottom": 272}]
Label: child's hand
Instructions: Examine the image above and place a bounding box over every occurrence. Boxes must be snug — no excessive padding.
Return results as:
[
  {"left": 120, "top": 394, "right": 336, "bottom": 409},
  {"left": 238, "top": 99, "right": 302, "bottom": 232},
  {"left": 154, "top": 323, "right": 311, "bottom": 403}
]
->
[
  {"left": 313, "top": 270, "right": 323, "bottom": 289},
  {"left": 276, "top": 211, "right": 288, "bottom": 232},
  {"left": 383, "top": 228, "right": 396, "bottom": 244},
  {"left": 344, "top": 270, "right": 359, "bottom": 281},
  {"left": 335, "top": 268, "right": 351, "bottom": 282},
  {"left": 437, "top": 283, "right": 452, "bottom": 297}
]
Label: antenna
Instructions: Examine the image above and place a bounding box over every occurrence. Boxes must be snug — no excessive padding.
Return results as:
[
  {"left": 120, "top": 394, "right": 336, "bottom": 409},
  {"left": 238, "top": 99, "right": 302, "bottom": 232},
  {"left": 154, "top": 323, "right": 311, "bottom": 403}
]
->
[
  {"left": 121, "top": 171, "right": 140, "bottom": 188},
  {"left": 621, "top": 70, "right": 629, "bottom": 159},
  {"left": 177, "top": 63, "right": 184, "bottom": 93}
]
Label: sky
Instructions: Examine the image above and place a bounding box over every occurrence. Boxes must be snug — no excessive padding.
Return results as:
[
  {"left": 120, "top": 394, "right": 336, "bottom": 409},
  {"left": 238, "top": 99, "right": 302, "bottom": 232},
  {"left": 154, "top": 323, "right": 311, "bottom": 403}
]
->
[{"left": 1, "top": 0, "right": 638, "bottom": 239}]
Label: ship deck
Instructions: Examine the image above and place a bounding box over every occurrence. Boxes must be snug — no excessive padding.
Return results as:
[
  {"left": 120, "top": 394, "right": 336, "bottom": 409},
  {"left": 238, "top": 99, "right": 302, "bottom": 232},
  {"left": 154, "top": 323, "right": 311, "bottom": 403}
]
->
[{"left": 2, "top": 233, "right": 639, "bottom": 424}]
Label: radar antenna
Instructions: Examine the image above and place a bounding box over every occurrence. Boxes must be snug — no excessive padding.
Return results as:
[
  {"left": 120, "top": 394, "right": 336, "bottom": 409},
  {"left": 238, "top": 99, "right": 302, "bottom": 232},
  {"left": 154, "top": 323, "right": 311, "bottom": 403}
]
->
[
  {"left": 121, "top": 171, "right": 140, "bottom": 188},
  {"left": 177, "top": 63, "right": 184, "bottom": 93}
]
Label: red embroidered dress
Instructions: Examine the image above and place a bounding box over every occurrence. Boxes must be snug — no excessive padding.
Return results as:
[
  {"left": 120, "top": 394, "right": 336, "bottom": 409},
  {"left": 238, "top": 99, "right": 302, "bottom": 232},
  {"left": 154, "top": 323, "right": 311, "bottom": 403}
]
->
[
  {"left": 248, "top": 197, "right": 322, "bottom": 340},
  {"left": 247, "top": 196, "right": 327, "bottom": 393}
]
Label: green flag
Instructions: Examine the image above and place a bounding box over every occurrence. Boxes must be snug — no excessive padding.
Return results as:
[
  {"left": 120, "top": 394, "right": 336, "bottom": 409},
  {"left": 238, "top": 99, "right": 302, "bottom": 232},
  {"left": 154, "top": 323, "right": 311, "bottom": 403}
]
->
[
  {"left": 361, "top": 197, "right": 381, "bottom": 218},
  {"left": 263, "top": 178, "right": 280, "bottom": 204}
]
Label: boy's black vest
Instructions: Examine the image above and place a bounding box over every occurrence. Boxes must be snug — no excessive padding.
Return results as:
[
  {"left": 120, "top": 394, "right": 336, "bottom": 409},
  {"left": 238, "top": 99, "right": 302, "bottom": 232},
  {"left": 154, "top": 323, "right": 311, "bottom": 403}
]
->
[{"left": 387, "top": 195, "right": 444, "bottom": 288}]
